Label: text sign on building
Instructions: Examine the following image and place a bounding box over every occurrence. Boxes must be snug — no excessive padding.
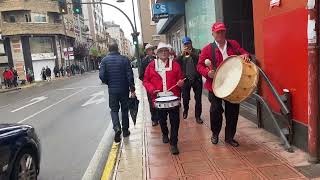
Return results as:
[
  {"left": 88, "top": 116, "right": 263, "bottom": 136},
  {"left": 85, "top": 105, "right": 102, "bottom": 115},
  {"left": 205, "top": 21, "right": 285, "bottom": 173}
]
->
[{"left": 152, "top": 2, "right": 185, "bottom": 21}]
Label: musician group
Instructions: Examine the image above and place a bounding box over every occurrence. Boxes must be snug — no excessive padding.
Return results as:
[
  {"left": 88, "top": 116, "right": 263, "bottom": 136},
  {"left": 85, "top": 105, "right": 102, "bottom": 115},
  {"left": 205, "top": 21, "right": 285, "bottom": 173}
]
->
[{"left": 140, "top": 22, "right": 250, "bottom": 155}]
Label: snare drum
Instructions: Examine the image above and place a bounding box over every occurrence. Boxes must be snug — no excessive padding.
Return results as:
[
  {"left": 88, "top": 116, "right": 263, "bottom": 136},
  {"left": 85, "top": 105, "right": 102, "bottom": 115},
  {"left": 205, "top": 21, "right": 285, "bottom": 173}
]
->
[{"left": 154, "top": 96, "right": 180, "bottom": 109}]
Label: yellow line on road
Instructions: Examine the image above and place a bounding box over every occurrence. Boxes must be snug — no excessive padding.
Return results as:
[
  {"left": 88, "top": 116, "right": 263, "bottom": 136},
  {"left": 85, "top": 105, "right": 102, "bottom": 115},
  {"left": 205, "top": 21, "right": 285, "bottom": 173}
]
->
[{"left": 101, "top": 142, "right": 120, "bottom": 180}]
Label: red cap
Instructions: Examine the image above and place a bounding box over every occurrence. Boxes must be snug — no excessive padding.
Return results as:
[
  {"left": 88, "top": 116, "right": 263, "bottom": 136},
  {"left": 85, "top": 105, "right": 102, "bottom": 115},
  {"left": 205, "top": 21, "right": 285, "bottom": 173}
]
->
[{"left": 211, "top": 22, "right": 226, "bottom": 32}]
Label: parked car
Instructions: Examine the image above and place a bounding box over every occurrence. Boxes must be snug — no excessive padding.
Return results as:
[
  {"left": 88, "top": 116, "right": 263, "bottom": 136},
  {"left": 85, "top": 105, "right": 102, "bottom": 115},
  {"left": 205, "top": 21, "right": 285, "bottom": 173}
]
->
[{"left": 0, "top": 124, "right": 41, "bottom": 180}]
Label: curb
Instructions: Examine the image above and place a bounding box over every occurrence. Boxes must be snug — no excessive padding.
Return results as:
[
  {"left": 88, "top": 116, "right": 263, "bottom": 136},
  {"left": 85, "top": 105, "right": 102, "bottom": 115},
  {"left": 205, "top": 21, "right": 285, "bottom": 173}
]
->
[
  {"left": 101, "top": 142, "right": 121, "bottom": 180},
  {"left": 0, "top": 87, "right": 21, "bottom": 93}
]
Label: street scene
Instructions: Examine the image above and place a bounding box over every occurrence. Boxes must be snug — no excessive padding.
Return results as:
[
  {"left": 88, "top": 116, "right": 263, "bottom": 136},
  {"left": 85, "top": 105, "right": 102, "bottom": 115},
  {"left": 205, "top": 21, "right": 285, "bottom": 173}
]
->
[{"left": 1, "top": 0, "right": 320, "bottom": 180}]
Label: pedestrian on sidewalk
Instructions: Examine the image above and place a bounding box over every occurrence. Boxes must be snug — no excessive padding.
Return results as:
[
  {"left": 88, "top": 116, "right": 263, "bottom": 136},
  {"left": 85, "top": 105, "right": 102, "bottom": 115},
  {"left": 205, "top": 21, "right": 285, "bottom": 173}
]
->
[
  {"left": 60, "top": 65, "right": 65, "bottom": 77},
  {"left": 143, "top": 42, "right": 184, "bottom": 155},
  {"left": 27, "top": 68, "right": 34, "bottom": 84},
  {"left": 54, "top": 65, "right": 60, "bottom": 78},
  {"left": 177, "top": 36, "right": 203, "bottom": 124},
  {"left": 139, "top": 43, "right": 159, "bottom": 127},
  {"left": 197, "top": 22, "right": 250, "bottom": 147},
  {"left": 99, "top": 43, "right": 135, "bottom": 143},
  {"left": 41, "top": 67, "right": 46, "bottom": 81},
  {"left": 45, "top": 66, "right": 52, "bottom": 81},
  {"left": 11, "top": 67, "right": 18, "bottom": 87}
]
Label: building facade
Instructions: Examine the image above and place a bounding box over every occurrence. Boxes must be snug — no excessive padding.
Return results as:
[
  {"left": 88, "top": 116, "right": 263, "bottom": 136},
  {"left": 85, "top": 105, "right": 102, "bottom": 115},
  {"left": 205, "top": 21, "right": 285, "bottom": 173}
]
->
[
  {"left": 0, "top": 0, "right": 75, "bottom": 81},
  {"left": 137, "top": 0, "right": 166, "bottom": 47}
]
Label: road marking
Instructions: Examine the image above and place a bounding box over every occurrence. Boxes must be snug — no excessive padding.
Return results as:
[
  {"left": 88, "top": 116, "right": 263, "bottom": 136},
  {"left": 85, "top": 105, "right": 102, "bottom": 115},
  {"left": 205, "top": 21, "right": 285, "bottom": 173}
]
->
[
  {"left": 82, "top": 120, "right": 114, "bottom": 180},
  {"left": 56, "top": 85, "right": 107, "bottom": 91},
  {"left": 81, "top": 91, "right": 106, "bottom": 107},
  {"left": 100, "top": 142, "right": 120, "bottom": 180},
  {"left": 18, "top": 88, "right": 87, "bottom": 123},
  {"left": 11, "top": 96, "right": 48, "bottom": 112}
]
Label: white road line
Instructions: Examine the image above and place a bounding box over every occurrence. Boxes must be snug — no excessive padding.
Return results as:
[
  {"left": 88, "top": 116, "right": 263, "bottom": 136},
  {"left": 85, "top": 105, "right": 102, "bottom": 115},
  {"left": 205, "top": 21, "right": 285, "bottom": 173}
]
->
[
  {"left": 18, "top": 88, "right": 87, "bottom": 124},
  {"left": 56, "top": 85, "right": 107, "bottom": 91},
  {"left": 82, "top": 119, "right": 113, "bottom": 180},
  {"left": 11, "top": 96, "right": 48, "bottom": 113}
]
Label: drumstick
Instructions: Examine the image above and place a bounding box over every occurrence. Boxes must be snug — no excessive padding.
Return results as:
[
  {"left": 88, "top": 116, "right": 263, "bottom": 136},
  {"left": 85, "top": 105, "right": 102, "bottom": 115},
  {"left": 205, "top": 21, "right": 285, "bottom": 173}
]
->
[
  {"left": 205, "top": 59, "right": 212, "bottom": 70},
  {"left": 167, "top": 78, "right": 186, "bottom": 91}
]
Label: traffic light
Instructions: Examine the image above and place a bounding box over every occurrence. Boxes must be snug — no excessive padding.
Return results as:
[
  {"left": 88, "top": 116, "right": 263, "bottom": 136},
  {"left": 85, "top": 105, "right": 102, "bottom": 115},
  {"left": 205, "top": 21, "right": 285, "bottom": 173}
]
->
[
  {"left": 58, "top": 0, "right": 68, "bottom": 14},
  {"left": 72, "top": 0, "right": 82, "bottom": 14},
  {"left": 132, "top": 32, "right": 139, "bottom": 45}
]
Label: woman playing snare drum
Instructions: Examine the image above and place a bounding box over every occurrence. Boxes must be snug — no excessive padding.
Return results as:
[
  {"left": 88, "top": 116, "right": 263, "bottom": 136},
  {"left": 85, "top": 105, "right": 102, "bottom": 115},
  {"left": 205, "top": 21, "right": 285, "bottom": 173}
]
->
[{"left": 143, "top": 42, "right": 184, "bottom": 155}]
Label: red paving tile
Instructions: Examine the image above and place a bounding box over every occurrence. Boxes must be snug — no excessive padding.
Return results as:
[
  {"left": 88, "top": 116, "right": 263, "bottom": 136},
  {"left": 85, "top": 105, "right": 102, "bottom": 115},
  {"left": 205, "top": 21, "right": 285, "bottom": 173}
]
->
[
  {"left": 180, "top": 161, "right": 214, "bottom": 175},
  {"left": 177, "top": 151, "right": 206, "bottom": 163},
  {"left": 258, "top": 164, "right": 302, "bottom": 179},
  {"left": 244, "top": 151, "right": 282, "bottom": 167},
  {"left": 214, "top": 157, "right": 250, "bottom": 171},
  {"left": 185, "top": 174, "right": 221, "bottom": 180},
  {"left": 221, "top": 169, "right": 262, "bottom": 180},
  {"left": 148, "top": 154, "right": 174, "bottom": 166},
  {"left": 149, "top": 165, "right": 179, "bottom": 179}
]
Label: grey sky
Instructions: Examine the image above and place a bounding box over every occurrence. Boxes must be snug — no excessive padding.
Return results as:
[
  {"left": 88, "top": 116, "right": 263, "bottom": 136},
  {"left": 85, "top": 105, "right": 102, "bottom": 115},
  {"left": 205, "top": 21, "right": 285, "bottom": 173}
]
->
[{"left": 102, "top": 0, "right": 142, "bottom": 41}]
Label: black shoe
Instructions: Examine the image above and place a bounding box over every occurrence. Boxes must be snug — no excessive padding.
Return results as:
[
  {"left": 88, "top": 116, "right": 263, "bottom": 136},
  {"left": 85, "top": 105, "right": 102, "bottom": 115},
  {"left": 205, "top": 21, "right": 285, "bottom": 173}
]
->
[
  {"left": 152, "top": 121, "right": 159, "bottom": 126},
  {"left": 183, "top": 112, "right": 188, "bottom": 119},
  {"left": 170, "top": 145, "right": 179, "bottom": 155},
  {"left": 196, "top": 117, "right": 204, "bottom": 124},
  {"left": 123, "top": 130, "right": 131, "bottom": 137},
  {"left": 211, "top": 134, "right": 219, "bottom": 144},
  {"left": 114, "top": 129, "right": 122, "bottom": 143},
  {"left": 162, "top": 135, "right": 169, "bottom": 144},
  {"left": 226, "top": 139, "right": 240, "bottom": 147}
]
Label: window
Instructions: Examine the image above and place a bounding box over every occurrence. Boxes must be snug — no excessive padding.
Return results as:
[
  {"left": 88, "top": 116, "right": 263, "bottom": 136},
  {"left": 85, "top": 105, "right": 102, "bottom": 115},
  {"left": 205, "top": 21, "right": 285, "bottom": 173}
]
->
[
  {"left": 30, "top": 37, "right": 54, "bottom": 54},
  {"left": 152, "top": 35, "right": 161, "bottom": 41},
  {"left": 32, "top": 13, "right": 47, "bottom": 23},
  {"left": 9, "top": 15, "right": 16, "bottom": 23},
  {"left": 25, "top": 14, "right": 31, "bottom": 22}
]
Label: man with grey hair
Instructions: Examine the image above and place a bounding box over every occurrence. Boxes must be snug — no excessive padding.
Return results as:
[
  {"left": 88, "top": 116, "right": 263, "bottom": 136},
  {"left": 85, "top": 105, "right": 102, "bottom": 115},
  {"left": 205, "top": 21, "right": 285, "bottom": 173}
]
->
[{"left": 99, "top": 43, "right": 136, "bottom": 143}]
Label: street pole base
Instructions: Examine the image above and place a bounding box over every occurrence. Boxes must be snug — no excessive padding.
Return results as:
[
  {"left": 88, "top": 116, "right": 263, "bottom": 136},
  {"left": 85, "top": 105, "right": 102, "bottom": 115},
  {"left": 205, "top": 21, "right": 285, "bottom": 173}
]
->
[{"left": 308, "top": 155, "right": 319, "bottom": 164}]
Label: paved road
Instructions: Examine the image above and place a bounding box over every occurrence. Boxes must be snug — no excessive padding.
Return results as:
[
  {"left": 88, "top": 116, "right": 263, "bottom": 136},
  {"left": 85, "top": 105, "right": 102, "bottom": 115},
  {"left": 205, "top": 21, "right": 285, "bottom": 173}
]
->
[{"left": 0, "top": 72, "right": 114, "bottom": 180}]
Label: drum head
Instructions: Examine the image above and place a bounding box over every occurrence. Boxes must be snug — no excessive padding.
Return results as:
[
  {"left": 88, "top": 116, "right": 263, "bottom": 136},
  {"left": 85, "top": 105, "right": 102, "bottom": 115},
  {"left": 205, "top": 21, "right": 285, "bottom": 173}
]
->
[
  {"left": 213, "top": 56, "right": 243, "bottom": 98},
  {"left": 156, "top": 96, "right": 178, "bottom": 102}
]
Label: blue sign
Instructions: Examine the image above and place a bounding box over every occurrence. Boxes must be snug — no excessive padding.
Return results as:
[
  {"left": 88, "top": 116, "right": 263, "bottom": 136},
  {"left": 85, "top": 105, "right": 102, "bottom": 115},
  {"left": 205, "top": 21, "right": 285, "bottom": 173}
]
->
[{"left": 152, "top": 2, "right": 185, "bottom": 20}]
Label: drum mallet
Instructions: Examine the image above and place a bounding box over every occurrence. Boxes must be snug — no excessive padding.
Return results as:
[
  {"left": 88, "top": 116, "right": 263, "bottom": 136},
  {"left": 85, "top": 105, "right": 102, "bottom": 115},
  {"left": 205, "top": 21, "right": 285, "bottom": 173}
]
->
[
  {"left": 167, "top": 78, "right": 186, "bottom": 91},
  {"left": 205, "top": 59, "right": 212, "bottom": 70}
]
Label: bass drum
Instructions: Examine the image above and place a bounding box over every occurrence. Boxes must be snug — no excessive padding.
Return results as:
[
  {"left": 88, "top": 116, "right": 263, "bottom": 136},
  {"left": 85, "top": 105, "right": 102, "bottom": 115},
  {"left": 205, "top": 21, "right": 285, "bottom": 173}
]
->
[{"left": 212, "top": 56, "right": 259, "bottom": 104}]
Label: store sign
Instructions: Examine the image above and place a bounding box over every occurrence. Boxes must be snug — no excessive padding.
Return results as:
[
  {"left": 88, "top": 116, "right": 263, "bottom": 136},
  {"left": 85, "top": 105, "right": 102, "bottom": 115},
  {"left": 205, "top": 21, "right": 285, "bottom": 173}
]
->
[
  {"left": 152, "top": 2, "right": 185, "bottom": 21},
  {"left": 63, "top": 47, "right": 74, "bottom": 60},
  {"left": 270, "top": 0, "right": 280, "bottom": 7},
  {"left": 31, "top": 53, "right": 55, "bottom": 61}
]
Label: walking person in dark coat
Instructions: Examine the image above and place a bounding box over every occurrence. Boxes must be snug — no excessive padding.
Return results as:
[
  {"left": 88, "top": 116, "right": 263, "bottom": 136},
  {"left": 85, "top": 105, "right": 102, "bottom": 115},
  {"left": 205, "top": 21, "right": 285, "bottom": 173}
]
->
[
  {"left": 177, "top": 36, "right": 203, "bottom": 124},
  {"left": 11, "top": 67, "right": 18, "bottom": 87},
  {"left": 139, "top": 44, "right": 159, "bottom": 126},
  {"left": 41, "top": 67, "right": 46, "bottom": 81},
  {"left": 54, "top": 65, "right": 60, "bottom": 78},
  {"left": 45, "top": 66, "right": 52, "bottom": 81},
  {"left": 99, "top": 43, "right": 136, "bottom": 143}
]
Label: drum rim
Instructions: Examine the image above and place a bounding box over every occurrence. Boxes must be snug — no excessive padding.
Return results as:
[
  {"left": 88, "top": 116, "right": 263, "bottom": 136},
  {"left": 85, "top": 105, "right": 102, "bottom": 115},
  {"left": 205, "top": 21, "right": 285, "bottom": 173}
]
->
[
  {"left": 213, "top": 55, "right": 243, "bottom": 98},
  {"left": 155, "top": 96, "right": 179, "bottom": 102}
]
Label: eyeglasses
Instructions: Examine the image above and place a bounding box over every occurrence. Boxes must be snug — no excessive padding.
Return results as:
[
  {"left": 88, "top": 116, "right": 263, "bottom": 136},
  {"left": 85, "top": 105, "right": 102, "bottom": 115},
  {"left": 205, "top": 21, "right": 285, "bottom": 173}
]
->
[{"left": 158, "top": 49, "right": 169, "bottom": 53}]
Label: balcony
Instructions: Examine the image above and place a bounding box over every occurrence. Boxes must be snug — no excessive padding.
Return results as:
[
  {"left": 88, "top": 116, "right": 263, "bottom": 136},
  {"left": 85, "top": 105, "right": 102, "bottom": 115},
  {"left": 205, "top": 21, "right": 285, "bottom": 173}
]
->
[
  {"left": 1, "top": 22, "right": 75, "bottom": 37},
  {"left": 0, "top": 0, "right": 59, "bottom": 13}
]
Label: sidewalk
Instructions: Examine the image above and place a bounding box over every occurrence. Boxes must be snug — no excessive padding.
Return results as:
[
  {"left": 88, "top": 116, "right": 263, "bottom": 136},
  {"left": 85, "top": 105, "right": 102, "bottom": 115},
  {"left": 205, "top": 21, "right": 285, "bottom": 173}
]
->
[{"left": 112, "top": 80, "right": 311, "bottom": 180}]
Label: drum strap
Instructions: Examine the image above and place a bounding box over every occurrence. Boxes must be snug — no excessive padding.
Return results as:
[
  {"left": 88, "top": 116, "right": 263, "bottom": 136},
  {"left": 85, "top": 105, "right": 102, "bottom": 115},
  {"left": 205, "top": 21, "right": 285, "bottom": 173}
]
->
[
  {"left": 210, "top": 42, "right": 218, "bottom": 71},
  {"left": 210, "top": 41, "right": 241, "bottom": 70}
]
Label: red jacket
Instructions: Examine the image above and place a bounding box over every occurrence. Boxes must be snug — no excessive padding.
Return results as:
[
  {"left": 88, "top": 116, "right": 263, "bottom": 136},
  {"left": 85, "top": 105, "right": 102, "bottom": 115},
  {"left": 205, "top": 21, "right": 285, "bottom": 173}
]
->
[
  {"left": 4, "top": 70, "right": 13, "bottom": 80},
  {"left": 143, "top": 60, "right": 184, "bottom": 106},
  {"left": 197, "top": 40, "right": 249, "bottom": 92}
]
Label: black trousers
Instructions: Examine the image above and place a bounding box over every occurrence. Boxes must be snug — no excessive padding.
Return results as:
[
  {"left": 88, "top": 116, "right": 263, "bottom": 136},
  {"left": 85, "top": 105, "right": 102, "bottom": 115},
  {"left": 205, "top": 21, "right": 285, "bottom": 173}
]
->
[
  {"left": 158, "top": 107, "right": 180, "bottom": 145},
  {"left": 208, "top": 92, "right": 240, "bottom": 141},
  {"left": 182, "top": 78, "right": 202, "bottom": 118},
  {"left": 147, "top": 94, "right": 158, "bottom": 122},
  {"left": 109, "top": 93, "right": 129, "bottom": 132}
]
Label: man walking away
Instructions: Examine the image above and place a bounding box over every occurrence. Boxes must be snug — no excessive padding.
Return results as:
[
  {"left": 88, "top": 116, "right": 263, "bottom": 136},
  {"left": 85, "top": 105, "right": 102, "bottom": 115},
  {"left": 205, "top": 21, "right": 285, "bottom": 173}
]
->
[
  {"left": 139, "top": 44, "right": 159, "bottom": 126},
  {"left": 99, "top": 43, "right": 135, "bottom": 143},
  {"left": 177, "top": 36, "right": 203, "bottom": 124},
  {"left": 54, "top": 65, "right": 60, "bottom": 78}
]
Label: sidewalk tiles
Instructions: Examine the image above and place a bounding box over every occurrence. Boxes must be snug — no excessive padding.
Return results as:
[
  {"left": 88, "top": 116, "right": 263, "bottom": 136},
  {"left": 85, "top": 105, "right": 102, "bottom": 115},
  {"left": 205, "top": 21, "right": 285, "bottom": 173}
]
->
[{"left": 112, "top": 81, "right": 310, "bottom": 180}]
